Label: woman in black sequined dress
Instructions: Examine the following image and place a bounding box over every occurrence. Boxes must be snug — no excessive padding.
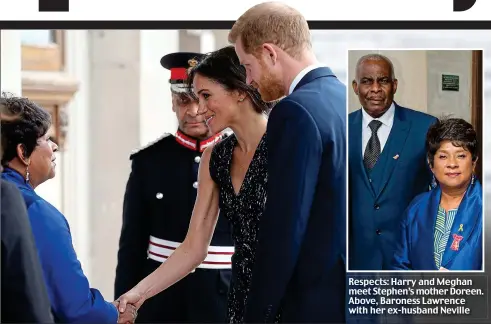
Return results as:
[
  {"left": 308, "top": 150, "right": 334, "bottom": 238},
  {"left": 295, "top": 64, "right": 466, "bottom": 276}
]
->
[
  {"left": 209, "top": 127, "right": 268, "bottom": 323},
  {"left": 117, "top": 46, "right": 277, "bottom": 323}
]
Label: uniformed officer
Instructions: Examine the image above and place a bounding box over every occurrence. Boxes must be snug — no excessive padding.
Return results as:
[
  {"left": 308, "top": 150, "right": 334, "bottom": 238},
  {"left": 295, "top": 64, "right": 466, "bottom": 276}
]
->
[{"left": 114, "top": 52, "right": 234, "bottom": 323}]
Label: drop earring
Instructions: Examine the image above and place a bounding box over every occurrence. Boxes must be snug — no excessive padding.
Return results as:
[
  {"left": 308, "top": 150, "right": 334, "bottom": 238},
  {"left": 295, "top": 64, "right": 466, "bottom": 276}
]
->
[
  {"left": 471, "top": 173, "right": 475, "bottom": 185},
  {"left": 25, "top": 165, "right": 30, "bottom": 183},
  {"left": 431, "top": 174, "right": 437, "bottom": 189}
]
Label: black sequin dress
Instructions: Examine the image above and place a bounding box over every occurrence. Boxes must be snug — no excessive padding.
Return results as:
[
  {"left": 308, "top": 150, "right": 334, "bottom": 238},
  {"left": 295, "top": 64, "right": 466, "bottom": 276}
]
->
[{"left": 209, "top": 133, "right": 269, "bottom": 323}]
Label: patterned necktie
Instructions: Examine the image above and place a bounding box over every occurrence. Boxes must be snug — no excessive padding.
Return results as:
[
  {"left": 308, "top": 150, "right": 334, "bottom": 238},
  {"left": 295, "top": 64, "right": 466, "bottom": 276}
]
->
[{"left": 364, "top": 120, "right": 383, "bottom": 169}]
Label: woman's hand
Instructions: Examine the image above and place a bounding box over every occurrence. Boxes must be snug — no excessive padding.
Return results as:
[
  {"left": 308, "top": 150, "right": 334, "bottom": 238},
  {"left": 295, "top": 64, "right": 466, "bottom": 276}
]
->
[{"left": 116, "top": 290, "right": 145, "bottom": 314}]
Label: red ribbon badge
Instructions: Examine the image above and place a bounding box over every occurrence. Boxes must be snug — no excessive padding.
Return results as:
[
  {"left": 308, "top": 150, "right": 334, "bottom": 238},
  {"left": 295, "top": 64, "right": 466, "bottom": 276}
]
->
[{"left": 450, "top": 234, "right": 463, "bottom": 251}]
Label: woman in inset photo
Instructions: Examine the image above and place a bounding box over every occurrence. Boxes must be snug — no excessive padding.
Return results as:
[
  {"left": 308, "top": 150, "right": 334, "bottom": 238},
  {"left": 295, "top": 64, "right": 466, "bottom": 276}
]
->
[{"left": 390, "top": 117, "right": 482, "bottom": 271}]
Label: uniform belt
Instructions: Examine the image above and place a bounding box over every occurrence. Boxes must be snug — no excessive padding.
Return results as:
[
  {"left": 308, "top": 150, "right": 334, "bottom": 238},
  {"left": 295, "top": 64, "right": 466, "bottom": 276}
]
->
[{"left": 147, "top": 235, "right": 234, "bottom": 269}]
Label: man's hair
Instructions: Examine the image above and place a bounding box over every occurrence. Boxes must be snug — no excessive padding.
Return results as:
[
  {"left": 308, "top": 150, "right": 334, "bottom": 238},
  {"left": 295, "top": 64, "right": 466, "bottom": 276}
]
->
[
  {"left": 354, "top": 54, "right": 396, "bottom": 81},
  {"left": 228, "top": 1, "right": 311, "bottom": 59}
]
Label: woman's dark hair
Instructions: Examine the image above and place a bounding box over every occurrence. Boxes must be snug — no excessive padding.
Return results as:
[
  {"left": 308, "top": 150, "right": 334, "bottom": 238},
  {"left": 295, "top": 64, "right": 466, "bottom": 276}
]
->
[
  {"left": 186, "top": 45, "right": 275, "bottom": 114},
  {"left": 426, "top": 117, "right": 478, "bottom": 167},
  {"left": 1, "top": 92, "right": 52, "bottom": 166}
]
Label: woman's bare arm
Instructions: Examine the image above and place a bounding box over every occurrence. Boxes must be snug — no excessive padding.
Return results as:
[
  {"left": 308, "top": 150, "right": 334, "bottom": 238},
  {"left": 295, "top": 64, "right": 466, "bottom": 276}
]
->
[{"left": 121, "top": 146, "right": 220, "bottom": 303}]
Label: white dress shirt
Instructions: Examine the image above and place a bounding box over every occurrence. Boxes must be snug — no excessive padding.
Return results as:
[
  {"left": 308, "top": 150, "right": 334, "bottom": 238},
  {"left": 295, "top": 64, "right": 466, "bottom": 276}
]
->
[
  {"left": 288, "top": 64, "right": 324, "bottom": 95},
  {"left": 361, "top": 102, "right": 395, "bottom": 156}
]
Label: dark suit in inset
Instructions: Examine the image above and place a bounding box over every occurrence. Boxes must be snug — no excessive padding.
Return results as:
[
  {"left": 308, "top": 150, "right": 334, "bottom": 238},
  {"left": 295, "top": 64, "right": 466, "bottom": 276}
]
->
[{"left": 349, "top": 103, "right": 436, "bottom": 270}]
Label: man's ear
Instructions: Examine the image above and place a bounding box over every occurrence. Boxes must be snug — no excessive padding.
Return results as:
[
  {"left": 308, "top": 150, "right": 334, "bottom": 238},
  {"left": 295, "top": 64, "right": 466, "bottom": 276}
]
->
[
  {"left": 352, "top": 80, "right": 359, "bottom": 95},
  {"left": 262, "top": 44, "right": 278, "bottom": 65}
]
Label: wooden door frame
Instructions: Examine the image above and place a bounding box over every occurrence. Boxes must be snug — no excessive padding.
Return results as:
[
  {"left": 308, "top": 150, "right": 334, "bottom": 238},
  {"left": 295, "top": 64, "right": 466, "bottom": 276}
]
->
[{"left": 471, "top": 50, "right": 483, "bottom": 182}]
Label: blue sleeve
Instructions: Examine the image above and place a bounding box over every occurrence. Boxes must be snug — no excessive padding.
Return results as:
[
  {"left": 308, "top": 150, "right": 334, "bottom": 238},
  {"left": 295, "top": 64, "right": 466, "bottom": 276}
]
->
[
  {"left": 28, "top": 200, "right": 118, "bottom": 323},
  {"left": 244, "top": 99, "right": 323, "bottom": 321}
]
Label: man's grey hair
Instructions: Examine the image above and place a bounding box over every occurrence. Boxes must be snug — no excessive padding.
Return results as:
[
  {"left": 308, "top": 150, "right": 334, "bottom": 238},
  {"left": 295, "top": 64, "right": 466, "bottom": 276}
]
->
[{"left": 354, "top": 53, "right": 396, "bottom": 82}]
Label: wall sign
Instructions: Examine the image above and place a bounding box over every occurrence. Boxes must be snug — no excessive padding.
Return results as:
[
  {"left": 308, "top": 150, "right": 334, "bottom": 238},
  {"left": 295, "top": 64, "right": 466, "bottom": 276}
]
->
[{"left": 442, "top": 74, "right": 460, "bottom": 91}]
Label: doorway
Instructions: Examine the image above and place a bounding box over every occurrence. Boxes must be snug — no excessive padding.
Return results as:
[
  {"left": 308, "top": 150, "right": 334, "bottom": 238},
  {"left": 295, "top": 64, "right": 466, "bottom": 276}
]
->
[{"left": 471, "top": 50, "right": 483, "bottom": 182}]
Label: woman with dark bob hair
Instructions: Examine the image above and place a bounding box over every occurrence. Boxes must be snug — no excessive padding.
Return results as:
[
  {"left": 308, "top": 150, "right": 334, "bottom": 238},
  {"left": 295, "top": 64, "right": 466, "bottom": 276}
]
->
[
  {"left": 1, "top": 93, "right": 136, "bottom": 323},
  {"left": 391, "top": 117, "right": 482, "bottom": 271},
  {"left": 117, "top": 46, "right": 277, "bottom": 322}
]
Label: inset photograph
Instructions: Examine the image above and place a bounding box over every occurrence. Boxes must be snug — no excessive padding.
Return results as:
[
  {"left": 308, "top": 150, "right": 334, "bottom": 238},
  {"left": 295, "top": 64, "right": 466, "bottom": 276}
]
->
[{"left": 347, "top": 49, "right": 483, "bottom": 271}]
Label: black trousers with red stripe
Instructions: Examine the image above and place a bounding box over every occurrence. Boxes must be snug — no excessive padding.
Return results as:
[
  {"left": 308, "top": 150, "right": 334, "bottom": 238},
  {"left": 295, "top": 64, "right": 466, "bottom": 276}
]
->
[{"left": 136, "top": 259, "right": 231, "bottom": 323}]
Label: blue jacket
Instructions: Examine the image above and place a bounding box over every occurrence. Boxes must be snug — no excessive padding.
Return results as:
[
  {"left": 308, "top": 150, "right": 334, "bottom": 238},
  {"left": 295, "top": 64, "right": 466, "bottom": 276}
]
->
[
  {"left": 2, "top": 168, "right": 118, "bottom": 323},
  {"left": 390, "top": 180, "right": 482, "bottom": 270}
]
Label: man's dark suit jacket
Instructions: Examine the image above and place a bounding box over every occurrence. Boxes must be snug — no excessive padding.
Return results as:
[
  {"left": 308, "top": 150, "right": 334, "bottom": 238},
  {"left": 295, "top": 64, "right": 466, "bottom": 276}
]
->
[
  {"left": 1, "top": 179, "right": 54, "bottom": 323},
  {"left": 244, "top": 67, "right": 347, "bottom": 323},
  {"left": 348, "top": 103, "right": 436, "bottom": 270}
]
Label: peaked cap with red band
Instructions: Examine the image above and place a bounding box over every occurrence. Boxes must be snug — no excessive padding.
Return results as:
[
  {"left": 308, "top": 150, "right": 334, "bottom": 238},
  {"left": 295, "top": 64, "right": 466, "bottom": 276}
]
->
[{"left": 160, "top": 51, "right": 204, "bottom": 93}]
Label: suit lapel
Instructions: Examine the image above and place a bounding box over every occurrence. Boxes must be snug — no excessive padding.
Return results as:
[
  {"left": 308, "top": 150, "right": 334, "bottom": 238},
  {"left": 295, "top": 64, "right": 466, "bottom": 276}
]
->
[
  {"left": 293, "top": 67, "right": 336, "bottom": 92},
  {"left": 375, "top": 105, "right": 411, "bottom": 200},
  {"left": 350, "top": 110, "right": 375, "bottom": 197},
  {"left": 442, "top": 181, "right": 482, "bottom": 268}
]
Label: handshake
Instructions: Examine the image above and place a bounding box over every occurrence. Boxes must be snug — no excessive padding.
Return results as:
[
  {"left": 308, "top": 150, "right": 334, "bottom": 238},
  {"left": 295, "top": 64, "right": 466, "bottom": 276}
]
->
[
  {"left": 112, "top": 290, "right": 145, "bottom": 324},
  {"left": 111, "top": 301, "right": 137, "bottom": 324}
]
